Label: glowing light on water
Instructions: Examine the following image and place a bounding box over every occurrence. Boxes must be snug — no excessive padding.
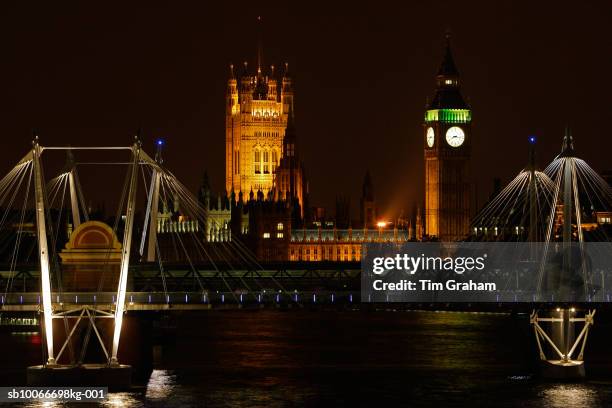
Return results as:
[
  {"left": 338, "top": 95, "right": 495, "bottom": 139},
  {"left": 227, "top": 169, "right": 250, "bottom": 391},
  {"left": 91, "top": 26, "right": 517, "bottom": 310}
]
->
[
  {"left": 101, "top": 392, "right": 142, "bottom": 407},
  {"left": 144, "top": 369, "right": 176, "bottom": 401},
  {"left": 540, "top": 384, "right": 599, "bottom": 408}
]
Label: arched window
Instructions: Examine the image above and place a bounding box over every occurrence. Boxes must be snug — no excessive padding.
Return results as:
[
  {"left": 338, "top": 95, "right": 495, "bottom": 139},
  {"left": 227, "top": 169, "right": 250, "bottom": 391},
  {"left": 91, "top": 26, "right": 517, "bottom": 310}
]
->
[
  {"left": 234, "top": 150, "right": 240, "bottom": 175},
  {"left": 263, "top": 150, "right": 270, "bottom": 174},
  {"left": 254, "top": 150, "right": 261, "bottom": 174}
]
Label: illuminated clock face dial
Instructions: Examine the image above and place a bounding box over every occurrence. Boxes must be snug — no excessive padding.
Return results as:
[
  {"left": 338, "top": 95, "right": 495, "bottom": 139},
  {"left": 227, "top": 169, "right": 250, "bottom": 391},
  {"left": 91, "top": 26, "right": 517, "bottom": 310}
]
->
[
  {"left": 426, "top": 127, "right": 435, "bottom": 148},
  {"left": 445, "top": 126, "right": 465, "bottom": 147}
]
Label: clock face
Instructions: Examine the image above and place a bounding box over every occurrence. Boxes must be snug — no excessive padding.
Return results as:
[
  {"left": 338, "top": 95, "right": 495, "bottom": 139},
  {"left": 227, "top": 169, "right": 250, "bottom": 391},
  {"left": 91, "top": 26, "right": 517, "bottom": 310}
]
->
[
  {"left": 445, "top": 126, "right": 465, "bottom": 147},
  {"left": 426, "top": 127, "right": 435, "bottom": 148}
]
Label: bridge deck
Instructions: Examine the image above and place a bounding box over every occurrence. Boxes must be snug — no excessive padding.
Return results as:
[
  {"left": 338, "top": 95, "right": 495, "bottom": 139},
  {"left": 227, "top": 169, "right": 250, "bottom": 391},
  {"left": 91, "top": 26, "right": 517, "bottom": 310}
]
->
[{"left": 0, "top": 290, "right": 358, "bottom": 311}]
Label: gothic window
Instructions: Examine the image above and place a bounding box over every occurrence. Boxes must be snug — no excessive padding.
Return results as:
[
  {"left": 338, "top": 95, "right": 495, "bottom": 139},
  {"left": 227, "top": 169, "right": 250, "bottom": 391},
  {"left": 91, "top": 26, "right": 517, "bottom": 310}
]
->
[
  {"left": 263, "top": 150, "right": 270, "bottom": 174},
  {"left": 277, "top": 222, "right": 284, "bottom": 231},
  {"left": 254, "top": 150, "right": 261, "bottom": 174}
]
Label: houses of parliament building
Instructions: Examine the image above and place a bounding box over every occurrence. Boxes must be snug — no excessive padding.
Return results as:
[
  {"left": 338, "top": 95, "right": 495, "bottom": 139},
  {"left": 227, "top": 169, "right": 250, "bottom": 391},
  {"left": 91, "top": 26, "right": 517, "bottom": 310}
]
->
[{"left": 159, "top": 37, "right": 474, "bottom": 262}]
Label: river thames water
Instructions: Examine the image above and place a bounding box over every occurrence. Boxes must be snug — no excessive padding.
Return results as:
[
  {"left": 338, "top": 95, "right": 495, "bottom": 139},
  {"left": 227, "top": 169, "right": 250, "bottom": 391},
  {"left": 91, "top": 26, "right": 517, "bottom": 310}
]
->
[{"left": 2, "top": 309, "right": 612, "bottom": 407}]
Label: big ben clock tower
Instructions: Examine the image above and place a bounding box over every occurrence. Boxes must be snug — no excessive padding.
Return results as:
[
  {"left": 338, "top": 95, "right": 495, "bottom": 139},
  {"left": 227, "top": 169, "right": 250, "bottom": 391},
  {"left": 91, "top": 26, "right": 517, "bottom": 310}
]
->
[{"left": 424, "top": 34, "right": 472, "bottom": 241}]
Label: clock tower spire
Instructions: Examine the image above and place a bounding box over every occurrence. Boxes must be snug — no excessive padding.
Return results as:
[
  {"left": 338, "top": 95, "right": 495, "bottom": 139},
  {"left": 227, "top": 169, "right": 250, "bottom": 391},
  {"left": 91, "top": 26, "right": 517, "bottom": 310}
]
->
[{"left": 424, "top": 34, "right": 472, "bottom": 241}]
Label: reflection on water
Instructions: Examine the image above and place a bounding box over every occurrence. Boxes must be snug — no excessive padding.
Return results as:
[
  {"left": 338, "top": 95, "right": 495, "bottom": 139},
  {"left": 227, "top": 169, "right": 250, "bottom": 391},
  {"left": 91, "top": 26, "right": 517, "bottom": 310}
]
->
[
  {"left": 22, "top": 401, "right": 63, "bottom": 408},
  {"left": 1, "top": 310, "right": 612, "bottom": 407},
  {"left": 101, "top": 392, "right": 142, "bottom": 407},
  {"left": 540, "top": 384, "right": 600, "bottom": 408},
  {"left": 144, "top": 370, "right": 176, "bottom": 401}
]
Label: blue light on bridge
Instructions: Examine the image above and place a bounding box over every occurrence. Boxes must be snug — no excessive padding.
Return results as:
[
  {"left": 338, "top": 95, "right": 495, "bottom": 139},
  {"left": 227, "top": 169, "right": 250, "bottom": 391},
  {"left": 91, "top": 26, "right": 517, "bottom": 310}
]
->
[
  {"left": 221, "top": 294, "right": 225, "bottom": 303},
  {"left": 157, "top": 139, "right": 164, "bottom": 146},
  {"left": 331, "top": 293, "right": 335, "bottom": 303},
  {"left": 528, "top": 136, "right": 537, "bottom": 144}
]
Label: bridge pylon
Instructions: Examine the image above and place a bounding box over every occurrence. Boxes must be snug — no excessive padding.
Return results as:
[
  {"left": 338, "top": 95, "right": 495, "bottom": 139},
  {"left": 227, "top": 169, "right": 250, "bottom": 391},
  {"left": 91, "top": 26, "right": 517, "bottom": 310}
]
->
[
  {"left": 23, "top": 137, "right": 154, "bottom": 388},
  {"left": 32, "top": 137, "right": 56, "bottom": 366},
  {"left": 110, "top": 138, "right": 141, "bottom": 366}
]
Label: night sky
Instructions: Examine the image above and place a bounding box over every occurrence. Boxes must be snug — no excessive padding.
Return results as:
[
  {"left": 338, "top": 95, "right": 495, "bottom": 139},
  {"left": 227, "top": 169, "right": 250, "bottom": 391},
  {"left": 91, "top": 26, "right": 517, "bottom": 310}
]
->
[{"left": 0, "top": 1, "right": 609, "bottom": 220}]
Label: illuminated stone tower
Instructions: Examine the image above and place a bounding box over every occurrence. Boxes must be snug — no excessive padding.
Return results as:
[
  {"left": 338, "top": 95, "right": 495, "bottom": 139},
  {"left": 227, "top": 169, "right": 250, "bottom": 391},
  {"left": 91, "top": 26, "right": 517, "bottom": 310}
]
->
[
  {"left": 225, "top": 59, "right": 293, "bottom": 198},
  {"left": 424, "top": 34, "right": 472, "bottom": 241}
]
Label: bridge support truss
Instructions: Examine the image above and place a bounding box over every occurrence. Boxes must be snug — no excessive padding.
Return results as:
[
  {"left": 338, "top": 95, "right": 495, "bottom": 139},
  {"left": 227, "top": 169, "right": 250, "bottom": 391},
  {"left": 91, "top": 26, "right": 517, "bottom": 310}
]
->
[{"left": 29, "top": 138, "right": 146, "bottom": 369}]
